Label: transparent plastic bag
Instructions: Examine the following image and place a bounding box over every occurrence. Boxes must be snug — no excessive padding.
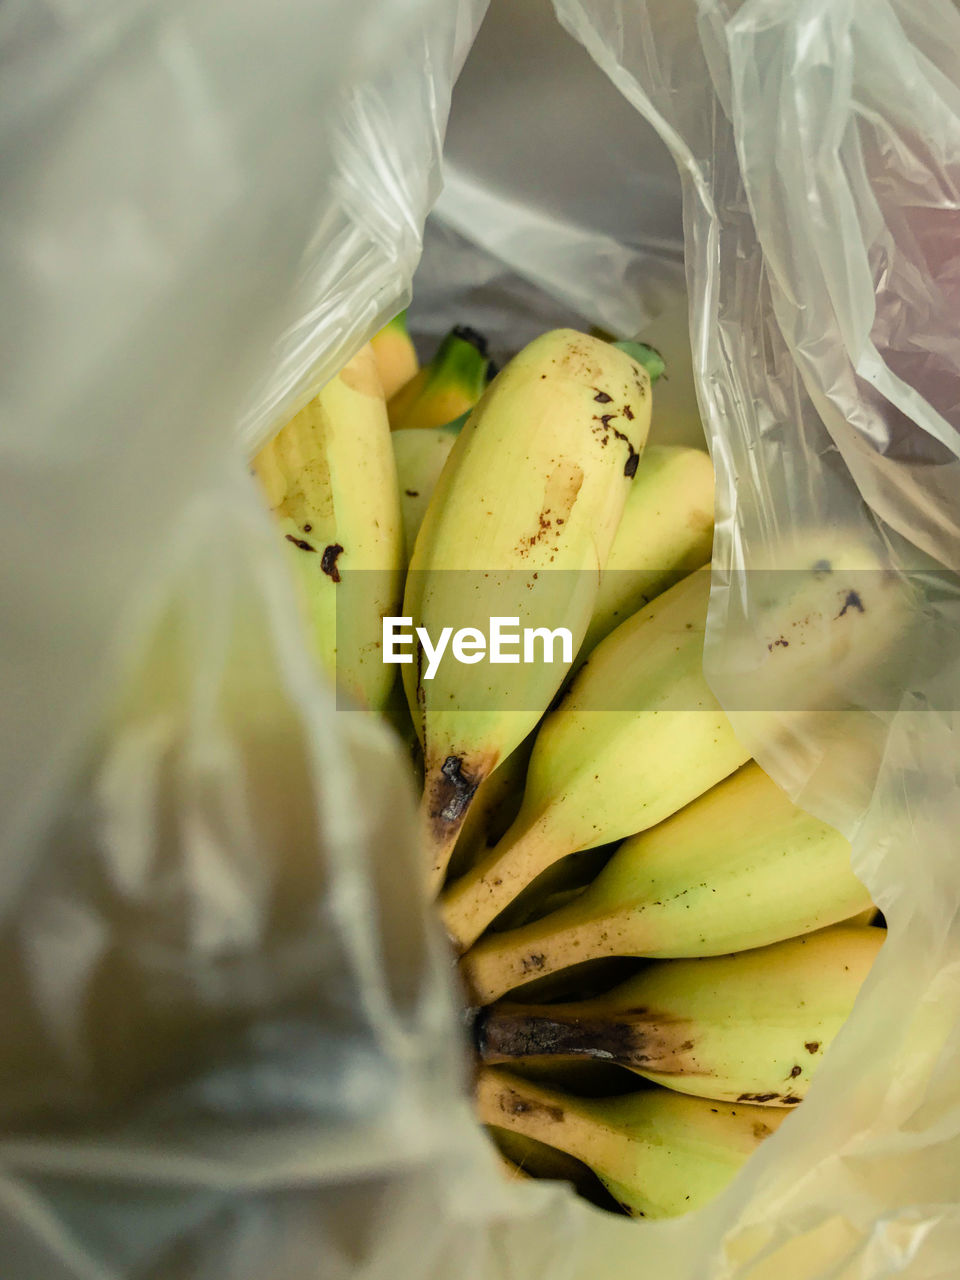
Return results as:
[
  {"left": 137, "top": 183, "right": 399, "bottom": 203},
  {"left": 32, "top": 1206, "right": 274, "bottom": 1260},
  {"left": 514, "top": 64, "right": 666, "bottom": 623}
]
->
[{"left": 2, "top": 1, "right": 959, "bottom": 1278}]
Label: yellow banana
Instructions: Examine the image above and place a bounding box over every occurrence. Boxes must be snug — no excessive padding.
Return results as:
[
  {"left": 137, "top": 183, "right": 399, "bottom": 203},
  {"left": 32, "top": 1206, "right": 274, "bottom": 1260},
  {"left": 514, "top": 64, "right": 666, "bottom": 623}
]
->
[
  {"left": 460, "top": 761, "right": 873, "bottom": 1004},
  {"left": 252, "top": 343, "right": 403, "bottom": 711},
  {"left": 711, "top": 532, "right": 912, "bottom": 723},
  {"left": 475, "top": 1067, "right": 786, "bottom": 1219},
  {"left": 441, "top": 569, "right": 750, "bottom": 948},
  {"left": 370, "top": 309, "right": 418, "bottom": 400},
  {"left": 388, "top": 326, "right": 491, "bottom": 431},
  {"left": 579, "top": 444, "right": 713, "bottom": 662},
  {"left": 405, "top": 329, "right": 653, "bottom": 894},
  {"left": 476, "top": 924, "right": 883, "bottom": 1104}
]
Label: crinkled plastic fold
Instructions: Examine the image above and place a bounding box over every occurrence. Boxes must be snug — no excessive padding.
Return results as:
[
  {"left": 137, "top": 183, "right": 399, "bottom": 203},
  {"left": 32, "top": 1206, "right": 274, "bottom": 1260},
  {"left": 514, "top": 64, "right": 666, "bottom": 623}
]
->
[{"left": 1, "top": 0, "right": 959, "bottom": 1277}]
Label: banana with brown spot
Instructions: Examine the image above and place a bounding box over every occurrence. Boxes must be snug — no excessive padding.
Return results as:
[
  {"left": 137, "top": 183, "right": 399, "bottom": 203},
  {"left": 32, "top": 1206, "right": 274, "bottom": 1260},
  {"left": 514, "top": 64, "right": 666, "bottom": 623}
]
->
[
  {"left": 404, "top": 329, "right": 652, "bottom": 894},
  {"left": 459, "top": 760, "right": 873, "bottom": 1004},
  {"left": 441, "top": 569, "right": 750, "bottom": 948},
  {"left": 475, "top": 924, "right": 883, "bottom": 1104},
  {"left": 252, "top": 343, "right": 404, "bottom": 712},
  {"left": 475, "top": 1067, "right": 786, "bottom": 1219}
]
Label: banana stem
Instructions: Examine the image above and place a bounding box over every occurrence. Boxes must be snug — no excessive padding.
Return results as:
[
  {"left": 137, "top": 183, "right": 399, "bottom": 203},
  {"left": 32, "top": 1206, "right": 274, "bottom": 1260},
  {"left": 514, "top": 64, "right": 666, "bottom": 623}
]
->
[{"left": 477, "top": 1004, "right": 678, "bottom": 1072}]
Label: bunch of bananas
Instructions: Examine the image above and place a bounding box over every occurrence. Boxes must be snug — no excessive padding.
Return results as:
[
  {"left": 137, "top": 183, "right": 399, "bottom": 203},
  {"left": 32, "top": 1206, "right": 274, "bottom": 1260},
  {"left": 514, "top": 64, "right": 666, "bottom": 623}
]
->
[{"left": 252, "top": 312, "right": 888, "bottom": 1221}]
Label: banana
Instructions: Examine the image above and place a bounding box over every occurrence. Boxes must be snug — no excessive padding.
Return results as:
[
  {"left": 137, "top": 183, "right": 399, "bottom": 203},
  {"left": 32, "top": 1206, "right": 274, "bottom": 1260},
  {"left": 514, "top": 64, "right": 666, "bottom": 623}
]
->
[
  {"left": 579, "top": 445, "right": 714, "bottom": 662},
  {"left": 252, "top": 343, "right": 403, "bottom": 711},
  {"left": 459, "top": 760, "right": 873, "bottom": 1004},
  {"left": 392, "top": 422, "right": 462, "bottom": 563},
  {"left": 475, "top": 1067, "right": 786, "bottom": 1219},
  {"left": 370, "top": 309, "right": 419, "bottom": 399},
  {"left": 475, "top": 924, "right": 883, "bottom": 1104},
  {"left": 440, "top": 569, "right": 750, "bottom": 948},
  {"left": 710, "top": 531, "right": 912, "bottom": 723},
  {"left": 388, "top": 326, "right": 491, "bottom": 431},
  {"left": 405, "top": 330, "right": 653, "bottom": 894}
]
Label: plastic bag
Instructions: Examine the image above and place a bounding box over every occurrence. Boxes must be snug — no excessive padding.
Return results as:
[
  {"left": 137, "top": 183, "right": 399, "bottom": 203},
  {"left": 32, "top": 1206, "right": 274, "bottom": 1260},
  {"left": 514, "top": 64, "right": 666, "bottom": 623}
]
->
[{"left": 2, "top": 1, "right": 960, "bottom": 1278}]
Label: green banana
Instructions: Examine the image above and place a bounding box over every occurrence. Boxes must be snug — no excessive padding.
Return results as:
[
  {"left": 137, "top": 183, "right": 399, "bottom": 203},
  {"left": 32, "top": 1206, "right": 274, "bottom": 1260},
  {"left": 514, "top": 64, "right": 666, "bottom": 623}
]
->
[
  {"left": 475, "top": 924, "right": 883, "bottom": 1104},
  {"left": 440, "top": 569, "right": 750, "bottom": 948},
  {"left": 404, "top": 329, "right": 653, "bottom": 894},
  {"left": 252, "top": 343, "right": 403, "bottom": 712},
  {"left": 392, "top": 423, "right": 462, "bottom": 562},
  {"left": 460, "top": 761, "right": 873, "bottom": 1004},
  {"left": 388, "top": 326, "right": 491, "bottom": 431},
  {"left": 475, "top": 1067, "right": 786, "bottom": 1219},
  {"left": 579, "top": 445, "right": 714, "bottom": 662},
  {"left": 371, "top": 309, "right": 419, "bottom": 400}
]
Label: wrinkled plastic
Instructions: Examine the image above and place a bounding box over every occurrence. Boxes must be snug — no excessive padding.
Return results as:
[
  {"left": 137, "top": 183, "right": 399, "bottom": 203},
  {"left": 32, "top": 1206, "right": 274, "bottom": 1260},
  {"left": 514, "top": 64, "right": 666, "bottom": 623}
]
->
[{"left": 2, "top": 1, "right": 960, "bottom": 1279}]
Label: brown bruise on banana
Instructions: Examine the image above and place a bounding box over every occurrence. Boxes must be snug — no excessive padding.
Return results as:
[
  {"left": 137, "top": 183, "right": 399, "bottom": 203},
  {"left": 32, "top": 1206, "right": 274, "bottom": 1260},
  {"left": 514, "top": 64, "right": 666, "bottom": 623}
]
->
[
  {"left": 837, "top": 589, "right": 865, "bottom": 618},
  {"left": 761, "top": 560, "right": 873, "bottom": 657},
  {"left": 590, "top": 410, "right": 640, "bottom": 478},
  {"left": 423, "top": 751, "right": 497, "bottom": 871},
  {"left": 479, "top": 918, "right": 627, "bottom": 999},
  {"left": 320, "top": 543, "right": 343, "bottom": 583},
  {"left": 476, "top": 1005, "right": 708, "bottom": 1076},
  {"left": 497, "top": 1085, "right": 565, "bottom": 1125},
  {"left": 515, "top": 460, "right": 584, "bottom": 557},
  {"left": 737, "top": 1091, "right": 803, "bottom": 1105},
  {"left": 557, "top": 337, "right": 647, "bottom": 474},
  {"left": 432, "top": 755, "right": 481, "bottom": 824},
  {"left": 285, "top": 534, "right": 316, "bottom": 552},
  {"left": 585, "top": 366, "right": 648, "bottom": 478}
]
